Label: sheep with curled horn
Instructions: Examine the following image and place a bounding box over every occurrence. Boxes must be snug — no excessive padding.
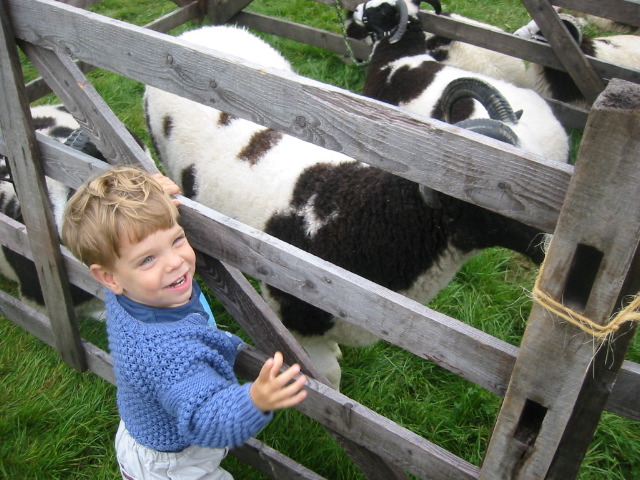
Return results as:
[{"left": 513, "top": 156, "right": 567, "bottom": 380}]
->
[
  {"left": 352, "top": 0, "right": 570, "bottom": 164},
  {"left": 514, "top": 13, "right": 640, "bottom": 108},
  {"left": 345, "top": 0, "right": 529, "bottom": 88}
]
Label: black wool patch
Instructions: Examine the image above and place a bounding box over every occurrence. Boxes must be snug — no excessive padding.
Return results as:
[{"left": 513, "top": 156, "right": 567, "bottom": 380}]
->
[
  {"left": 218, "top": 112, "right": 237, "bottom": 126},
  {"left": 181, "top": 165, "right": 198, "bottom": 199},
  {"left": 32, "top": 115, "right": 56, "bottom": 131},
  {"left": 238, "top": 129, "right": 283, "bottom": 166},
  {"left": 162, "top": 115, "right": 173, "bottom": 138}
]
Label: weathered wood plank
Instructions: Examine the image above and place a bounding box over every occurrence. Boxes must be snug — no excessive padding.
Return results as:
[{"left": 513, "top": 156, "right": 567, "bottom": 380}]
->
[
  {"left": 480, "top": 78, "right": 640, "bottom": 480},
  {"left": 233, "top": 11, "right": 372, "bottom": 60},
  {"left": 56, "top": 0, "right": 101, "bottom": 8},
  {"left": 0, "top": 2, "right": 86, "bottom": 370},
  {"left": 417, "top": 10, "right": 640, "bottom": 86},
  {"left": 547, "top": 99, "right": 588, "bottom": 130},
  {"left": 552, "top": 0, "right": 640, "bottom": 27},
  {"left": 521, "top": 0, "right": 604, "bottom": 104},
  {"left": 144, "top": 1, "right": 201, "bottom": 33},
  {"left": 196, "top": 255, "right": 411, "bottom": 480},
  {"left": 606, "top": 360, "right": 640, "bottom": 421},
  {"left": 24, "top": 2, "right": 200, "bottom": 103},
  {"left": 236, "top": 346, "right": 481, "bottom": 480},
  {"left": 231, "top": 438, "right": 328, "bottom": 480},
  {"left": 196, "top": 254, "right": 329, "bottom": 382},
  {"left": 20, "top": 42, "right": 156, "bottom": 171},
  {"left": 9, "top": 0, "right": 573, "bottom": 234}
]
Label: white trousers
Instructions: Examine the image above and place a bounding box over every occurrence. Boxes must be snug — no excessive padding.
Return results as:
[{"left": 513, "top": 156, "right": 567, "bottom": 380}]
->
[{"left": 115, "top": 420, "right": 233, "bottom": 480}]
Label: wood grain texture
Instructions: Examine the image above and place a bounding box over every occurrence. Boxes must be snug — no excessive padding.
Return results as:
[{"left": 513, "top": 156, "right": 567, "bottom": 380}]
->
[
  {"left": 0, "top": 2, "right": 86, "bottom": 370},
  {"left": 480, "top": 79, "right": 640, "bottom": 480}
]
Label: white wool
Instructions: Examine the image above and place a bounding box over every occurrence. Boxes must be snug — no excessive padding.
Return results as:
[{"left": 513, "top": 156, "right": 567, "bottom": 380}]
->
[
  {"left": 429, "top": 13, "right": 529, "bottom": 88},
  {"left": 178, "top": 25, "right": 292, "bottom": 72}
]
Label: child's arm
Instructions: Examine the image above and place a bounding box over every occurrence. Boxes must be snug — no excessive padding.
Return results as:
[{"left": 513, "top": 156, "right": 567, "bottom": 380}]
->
[{"left": 250, "top": 351, "right": 307, "bottom": 412}]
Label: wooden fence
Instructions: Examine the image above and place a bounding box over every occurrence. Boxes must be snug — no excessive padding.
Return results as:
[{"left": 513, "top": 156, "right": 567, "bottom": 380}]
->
[{"left": 0, "top": 0, "right": 639, "bottom": 478}]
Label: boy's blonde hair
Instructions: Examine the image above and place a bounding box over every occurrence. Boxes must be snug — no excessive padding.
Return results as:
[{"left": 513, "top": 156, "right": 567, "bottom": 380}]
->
[{"left": 62, "top": 166, "right": 179, "bottom": 268}]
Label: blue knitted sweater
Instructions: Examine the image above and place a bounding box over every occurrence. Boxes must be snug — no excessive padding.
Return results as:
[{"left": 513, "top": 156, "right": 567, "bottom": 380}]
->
[{"left": 105, "top": 287, "right": 272, "bottom": 452}]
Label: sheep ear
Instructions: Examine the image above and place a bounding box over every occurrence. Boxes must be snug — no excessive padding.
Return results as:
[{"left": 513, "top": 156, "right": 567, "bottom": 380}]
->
[
  {"left": 419, "top": 184, "right": 442, "bottom": 208},
  {"left": 420, "top": 0, "right": 442, "bottom": 15}
]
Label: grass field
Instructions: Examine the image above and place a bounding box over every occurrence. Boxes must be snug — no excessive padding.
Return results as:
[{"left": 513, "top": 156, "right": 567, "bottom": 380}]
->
[{"left": 1, "top": 0, "right": 639, "bottom": 479}]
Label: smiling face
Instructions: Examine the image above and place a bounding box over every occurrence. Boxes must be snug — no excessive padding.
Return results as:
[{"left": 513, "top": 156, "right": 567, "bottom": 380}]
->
[{"left": 91, "top": 224, "right": 197, "bottom": 309}]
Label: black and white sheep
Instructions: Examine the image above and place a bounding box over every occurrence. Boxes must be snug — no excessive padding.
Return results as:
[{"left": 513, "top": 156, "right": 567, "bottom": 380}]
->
[
  {"left": 555, "top": 9, "right": 639, "bottom": 35},
  {"left": 145, "top": 25, "right": 554, "bottom": 388},
  {"left": 514, "top": 13, "right": 640, "bottom": 108},
  {"left": 345, "top": 0, "right": 529, "bottom": 88},
  {"left": 351, "top": 0, "right": 570, "bottom": 164}
]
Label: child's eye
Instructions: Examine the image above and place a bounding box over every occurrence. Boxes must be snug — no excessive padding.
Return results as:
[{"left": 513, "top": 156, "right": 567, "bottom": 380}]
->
[
  {"left": 139, "top": 256, "right": 154, "bottom": 266},
  {"left": 174, "top": 234, "right": 186, "bottom": 246}
]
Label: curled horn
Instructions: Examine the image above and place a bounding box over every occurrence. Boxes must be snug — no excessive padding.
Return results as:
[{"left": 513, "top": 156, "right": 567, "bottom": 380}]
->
[
  {"left": 389, "top": 0, "right": 409, "bottom": 43},
  {"left": 453, "top": 118, "right": 519, "bottom": 146},
  {"left": 441, "top": 77, "right": 519, "bottom": 125},
  {"left": 419, "top": 77, "right": 520, "bottom": 209},
  {"left": 389, "top": 0, "right": 442, "bottom": 43}
]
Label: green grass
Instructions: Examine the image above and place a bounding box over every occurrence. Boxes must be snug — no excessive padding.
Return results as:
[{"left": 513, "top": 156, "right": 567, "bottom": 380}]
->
[{"left": 2, "top": 0, "right": 639, "bottom": 479}]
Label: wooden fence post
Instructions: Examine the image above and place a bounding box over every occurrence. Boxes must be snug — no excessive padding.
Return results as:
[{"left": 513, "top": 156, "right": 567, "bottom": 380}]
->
[
  {"left": 480, "top": 78, "right": 640, "bottom": 479},
  {"left": 520, "top": 0, "right": 605, "bottom": 104},
  {"left": 0, "top": 0, "right": 86, "bottom": 370}
]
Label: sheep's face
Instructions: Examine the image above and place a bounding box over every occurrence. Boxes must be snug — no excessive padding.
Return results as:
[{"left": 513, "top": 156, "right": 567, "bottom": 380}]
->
[
  {"left": 353, "top": 0, "right": 417, "bottom": 32},
  {"left": 353, "top": 0, "right": 441, "bottom": 41}
]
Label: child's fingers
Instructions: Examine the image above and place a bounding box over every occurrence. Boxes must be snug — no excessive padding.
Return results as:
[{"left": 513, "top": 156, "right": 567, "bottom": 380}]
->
[
  {"left": 276, "top": 370, "right": 307, "bottom": 400},
  {"left": 273, "top": 363, "right": 302, "bottom": 387},
  {"left": 276, "top": 389, "right": 308, "bottom": 409},
  {"left": 275, "top": 376, "right": 308, "bottom": 407},
  {"left": 257, "top": 356, "right": 275, "bottom": 382},
  {"left": 270, "top": 351, "right": 284, "bottom": 376},
  {"left": 152, "top": 173, "right": 182, "bottom": 195}
]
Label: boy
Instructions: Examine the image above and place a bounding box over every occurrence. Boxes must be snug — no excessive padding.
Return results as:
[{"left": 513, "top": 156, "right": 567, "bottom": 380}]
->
[{"left": 62, "top": 165, "right": 307, "bottom": 480}]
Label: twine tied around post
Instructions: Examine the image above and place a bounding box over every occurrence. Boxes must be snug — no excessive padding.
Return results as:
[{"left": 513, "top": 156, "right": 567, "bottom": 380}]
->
[{"left": 531, "top": 260, "right": 640, "bottom": 339}]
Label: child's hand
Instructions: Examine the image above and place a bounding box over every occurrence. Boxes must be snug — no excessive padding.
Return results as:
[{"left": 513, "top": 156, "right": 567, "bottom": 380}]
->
[
  {"left": 250, "top": 351, "right": 307, "bottom": 412},
  {"left": 152, "top": 173, "right": 182, "bottom": 205}
]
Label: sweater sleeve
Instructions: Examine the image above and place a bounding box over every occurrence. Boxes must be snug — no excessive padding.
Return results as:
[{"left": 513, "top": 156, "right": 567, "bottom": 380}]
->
[{"left": 158, "top": 362, "right": 272, "bottom": 449}]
